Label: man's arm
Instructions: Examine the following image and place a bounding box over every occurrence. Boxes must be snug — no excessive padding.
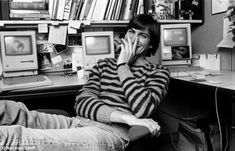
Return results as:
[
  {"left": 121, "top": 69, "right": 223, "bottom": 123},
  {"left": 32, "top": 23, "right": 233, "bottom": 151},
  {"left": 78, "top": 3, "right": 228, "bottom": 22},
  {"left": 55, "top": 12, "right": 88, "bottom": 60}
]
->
[{"left": 110, "top": 109, "right": 160, "bottom": 136}]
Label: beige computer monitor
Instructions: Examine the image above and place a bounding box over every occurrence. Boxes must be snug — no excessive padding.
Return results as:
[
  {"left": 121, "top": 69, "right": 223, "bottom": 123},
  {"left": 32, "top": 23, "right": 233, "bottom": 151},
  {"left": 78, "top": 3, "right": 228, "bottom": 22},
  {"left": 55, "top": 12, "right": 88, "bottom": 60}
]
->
[
  {"left": 0, "top": 31, "right": 38, "bottom": 77},
  {"left": 160, "top": 24, "right": 192, "bottom": 66},
  {"left": 82, "top": 31, "right": 115, "bottom": 70}
]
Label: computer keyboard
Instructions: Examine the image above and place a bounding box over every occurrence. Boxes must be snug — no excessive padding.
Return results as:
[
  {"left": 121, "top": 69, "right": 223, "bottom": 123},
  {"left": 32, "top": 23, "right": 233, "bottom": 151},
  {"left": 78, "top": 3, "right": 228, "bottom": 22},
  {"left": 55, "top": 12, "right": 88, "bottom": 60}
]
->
[
  {"left": 0, "top": 75, "right": 53, "bottom": 92},
  {"left": 167, "top": 66, "right": 210, "bottom": 77}
]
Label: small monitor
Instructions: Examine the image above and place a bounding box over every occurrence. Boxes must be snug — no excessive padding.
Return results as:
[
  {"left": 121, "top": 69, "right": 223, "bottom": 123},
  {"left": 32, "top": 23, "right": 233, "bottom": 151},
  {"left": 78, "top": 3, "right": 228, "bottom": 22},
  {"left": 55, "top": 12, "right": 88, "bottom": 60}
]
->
[
  {"left": 0, "top": 31, "right": 38, "bottom": 77},
  {"left": 160, "top": 24, "right": 192, "bottom": 66},
  {"left": 82, "top": 31, "right": 115, "bottom": 70}
]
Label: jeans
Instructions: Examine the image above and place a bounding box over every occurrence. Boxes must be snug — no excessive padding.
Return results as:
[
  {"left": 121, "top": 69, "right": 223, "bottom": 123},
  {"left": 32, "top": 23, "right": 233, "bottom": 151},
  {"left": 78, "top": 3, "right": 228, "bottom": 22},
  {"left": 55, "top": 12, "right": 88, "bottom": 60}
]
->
[{"left": 0, "top": 100, "right": 126, "bottom": 151}]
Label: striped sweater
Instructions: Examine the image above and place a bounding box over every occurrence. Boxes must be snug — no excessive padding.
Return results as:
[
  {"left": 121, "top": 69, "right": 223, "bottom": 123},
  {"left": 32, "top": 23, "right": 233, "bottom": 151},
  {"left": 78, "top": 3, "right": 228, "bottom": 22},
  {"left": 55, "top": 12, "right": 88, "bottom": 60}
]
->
[{"left": 74, "top": 58, "right": 170, "bottom": 139}]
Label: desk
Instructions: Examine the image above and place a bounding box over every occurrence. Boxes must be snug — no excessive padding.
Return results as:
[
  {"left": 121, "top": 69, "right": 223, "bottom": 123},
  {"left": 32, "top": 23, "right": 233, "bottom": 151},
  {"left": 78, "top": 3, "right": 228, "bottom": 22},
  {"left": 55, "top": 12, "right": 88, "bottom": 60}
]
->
[
  {"left": 0, "top": 74, "right": 86, "bottom": 116},
  {"left": 0, "top": 75, "right": 86, "bottom": 100},
  {"left": 173, "top": 70, "right": 235, "bottom": 94},
  {"left": 170, "top": 70, "right": 235, "bottom": 151},
  {"left": 0, "top": 71, "right": 234, "bottom": 150}
]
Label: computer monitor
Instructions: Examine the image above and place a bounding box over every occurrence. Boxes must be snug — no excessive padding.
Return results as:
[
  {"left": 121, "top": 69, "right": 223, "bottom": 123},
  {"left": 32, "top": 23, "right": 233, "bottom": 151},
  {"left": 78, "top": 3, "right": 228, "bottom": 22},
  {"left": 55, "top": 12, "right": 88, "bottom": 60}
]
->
[
  {"left": 160, "top": 24, "right": 192, "bottom": 66},
  {"left": 82, "top": 31, "right": 115, "bottom": 70},
  {"left": 0, "top": 31, "right": 38, "bottom": 77}
]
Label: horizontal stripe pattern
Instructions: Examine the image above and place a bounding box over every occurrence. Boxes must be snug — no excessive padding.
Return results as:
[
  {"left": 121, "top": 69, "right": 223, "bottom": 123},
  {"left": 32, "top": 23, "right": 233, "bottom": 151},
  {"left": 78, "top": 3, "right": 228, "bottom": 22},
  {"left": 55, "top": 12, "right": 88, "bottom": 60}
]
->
[{"left": 75, "top": 58, "right": 170, "bottom": 123}]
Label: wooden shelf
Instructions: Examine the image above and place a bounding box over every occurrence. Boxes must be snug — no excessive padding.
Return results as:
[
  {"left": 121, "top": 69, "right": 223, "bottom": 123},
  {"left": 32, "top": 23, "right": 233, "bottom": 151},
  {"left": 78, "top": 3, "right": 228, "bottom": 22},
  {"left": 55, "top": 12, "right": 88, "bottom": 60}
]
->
[
  {"left": 0, "top": 19, "right": 203, "bottom": 28},
  {"left": 158, "top": 19, "right": 203, "bottom": 24}
]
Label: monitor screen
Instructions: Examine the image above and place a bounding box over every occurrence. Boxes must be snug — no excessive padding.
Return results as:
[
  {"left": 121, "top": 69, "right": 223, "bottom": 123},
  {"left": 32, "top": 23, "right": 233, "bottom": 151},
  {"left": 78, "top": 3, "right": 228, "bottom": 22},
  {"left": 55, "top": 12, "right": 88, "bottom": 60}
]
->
[
  {"left": 4, "top": 36, "right": 33, "bottom": 56},
  {"left": 163, "top": 28, "right": 187, "bottom": 46},
  {"left": 85, "top": 36, "right": 110, "bottom": 55}
]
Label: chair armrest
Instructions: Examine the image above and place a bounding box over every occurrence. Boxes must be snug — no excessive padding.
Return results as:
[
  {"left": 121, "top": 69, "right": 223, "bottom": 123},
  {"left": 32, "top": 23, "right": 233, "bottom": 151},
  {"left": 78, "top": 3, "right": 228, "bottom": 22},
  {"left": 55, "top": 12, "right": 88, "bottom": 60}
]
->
[{"left": 128, "top": 125, "right": 151, "bottom": 142}]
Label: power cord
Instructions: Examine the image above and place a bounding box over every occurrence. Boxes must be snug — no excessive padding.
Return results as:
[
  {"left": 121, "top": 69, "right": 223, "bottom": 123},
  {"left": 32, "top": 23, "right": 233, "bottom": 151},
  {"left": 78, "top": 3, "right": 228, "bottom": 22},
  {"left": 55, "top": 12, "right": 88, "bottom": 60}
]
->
[{"left": 214, "top": 86, "right": 223, "bottom": 151}]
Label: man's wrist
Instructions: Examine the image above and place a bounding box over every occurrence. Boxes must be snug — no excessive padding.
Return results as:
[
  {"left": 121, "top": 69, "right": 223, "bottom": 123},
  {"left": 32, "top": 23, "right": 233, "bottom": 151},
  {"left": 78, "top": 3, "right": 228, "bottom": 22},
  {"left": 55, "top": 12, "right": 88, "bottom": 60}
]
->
[
  {"left": 110, "top": 110, "right": 136, "bottom": 125},
  {"left": 120, "top": 113, "right": 137, "bottom": 125}
]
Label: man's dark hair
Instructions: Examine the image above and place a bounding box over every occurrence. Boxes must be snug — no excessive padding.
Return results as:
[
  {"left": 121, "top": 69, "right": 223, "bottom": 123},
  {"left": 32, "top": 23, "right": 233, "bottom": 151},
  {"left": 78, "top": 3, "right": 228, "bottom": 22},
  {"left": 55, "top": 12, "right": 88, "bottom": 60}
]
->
[{"left": 124, "top": 14, "right": 160, "bottom": 57}]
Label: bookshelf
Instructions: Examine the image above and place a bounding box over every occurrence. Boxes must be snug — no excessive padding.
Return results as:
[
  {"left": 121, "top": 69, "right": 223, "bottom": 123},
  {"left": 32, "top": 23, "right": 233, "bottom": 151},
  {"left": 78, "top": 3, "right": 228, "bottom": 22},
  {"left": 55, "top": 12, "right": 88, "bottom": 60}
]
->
[
  {"left": 1, "top": 0, "right": 204, "bottom": 27},
  {"left": 0, "top": 19, "right": 203, "bottom": 29},
  {"left": 0, "top": 0, "right": 204, "bottom": 73}
]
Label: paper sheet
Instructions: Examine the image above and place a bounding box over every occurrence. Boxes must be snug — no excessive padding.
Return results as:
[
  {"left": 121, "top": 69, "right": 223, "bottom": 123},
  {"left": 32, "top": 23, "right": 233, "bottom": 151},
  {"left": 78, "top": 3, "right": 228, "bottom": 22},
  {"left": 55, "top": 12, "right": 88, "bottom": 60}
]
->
[
  {"left": 71, "top": 46, "right": 83, "bottom": 71},
  {"left": 48, "top": 25, "right": 67, "bottom": 45},
  {"left": 38, "top": 24, "right": 48, "bottom": 33},
  {"left": 217, "top": 17, "right": 235, "bottom": 48},
  {"left": 193, "top": 54, "right": 220, "bottom": 70}
]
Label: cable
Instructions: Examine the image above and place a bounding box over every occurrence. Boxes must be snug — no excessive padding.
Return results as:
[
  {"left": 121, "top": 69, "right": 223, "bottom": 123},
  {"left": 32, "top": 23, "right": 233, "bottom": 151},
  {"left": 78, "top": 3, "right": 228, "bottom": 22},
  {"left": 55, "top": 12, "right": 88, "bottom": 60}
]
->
[
  {"left": 170, "top": 132, "right": 178, "bottom": 151},
  {"left": 214, "top": 86, "right": 223, "bottom": 151}
]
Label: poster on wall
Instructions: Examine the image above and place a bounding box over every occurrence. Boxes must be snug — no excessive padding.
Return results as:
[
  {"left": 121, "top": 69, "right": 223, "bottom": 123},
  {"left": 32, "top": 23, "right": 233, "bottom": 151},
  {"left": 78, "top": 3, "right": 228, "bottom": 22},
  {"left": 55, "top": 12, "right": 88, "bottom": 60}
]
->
[{"left": 212, "top": 0, "right": 229, "bottom": 14}]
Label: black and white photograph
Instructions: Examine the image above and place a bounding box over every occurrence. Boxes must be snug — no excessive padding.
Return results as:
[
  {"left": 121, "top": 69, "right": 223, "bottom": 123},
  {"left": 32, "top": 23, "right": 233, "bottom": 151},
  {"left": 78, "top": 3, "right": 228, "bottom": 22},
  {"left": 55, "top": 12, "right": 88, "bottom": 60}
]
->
[{"left": 0, "top": 0, "right": 234, "bottom": 151}]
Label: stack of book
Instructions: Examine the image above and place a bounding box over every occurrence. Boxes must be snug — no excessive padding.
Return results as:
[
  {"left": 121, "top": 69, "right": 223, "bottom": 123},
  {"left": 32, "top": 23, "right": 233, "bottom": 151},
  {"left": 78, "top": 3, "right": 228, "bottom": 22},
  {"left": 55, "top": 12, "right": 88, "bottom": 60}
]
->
[
  {"left": 1, "top": 0, "right": 153, "bottom": 21},
  {"left": 50, "top": 0, "right": 151, "bottom": 21},
  {"left": 9, "top": 0, "right": 50, "bottom": 20},
  {"left": 69, "top": 0, "right": 148, "bottom": 21}
]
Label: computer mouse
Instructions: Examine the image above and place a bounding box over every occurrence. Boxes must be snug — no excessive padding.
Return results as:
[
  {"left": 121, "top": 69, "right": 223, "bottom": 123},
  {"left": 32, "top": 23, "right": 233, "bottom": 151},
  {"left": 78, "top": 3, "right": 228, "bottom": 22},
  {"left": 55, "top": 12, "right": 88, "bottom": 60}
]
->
[{"left": 191, "top": 73, "right": 206, "bottom": 80}]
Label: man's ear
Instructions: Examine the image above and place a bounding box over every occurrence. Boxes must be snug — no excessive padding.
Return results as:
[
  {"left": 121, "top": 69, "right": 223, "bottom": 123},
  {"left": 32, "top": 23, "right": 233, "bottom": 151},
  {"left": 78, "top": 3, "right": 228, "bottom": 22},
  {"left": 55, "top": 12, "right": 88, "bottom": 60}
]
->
[{"left": 149, "top": 45, "right": 153, "bottom": 48}]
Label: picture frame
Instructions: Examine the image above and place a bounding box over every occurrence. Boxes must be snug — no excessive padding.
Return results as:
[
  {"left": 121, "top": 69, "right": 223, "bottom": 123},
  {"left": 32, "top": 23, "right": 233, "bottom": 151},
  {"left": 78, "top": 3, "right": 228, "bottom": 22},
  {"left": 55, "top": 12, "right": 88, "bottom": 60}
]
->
[{"left": 212, "top": 0, "right": 229, "bottom": 14}]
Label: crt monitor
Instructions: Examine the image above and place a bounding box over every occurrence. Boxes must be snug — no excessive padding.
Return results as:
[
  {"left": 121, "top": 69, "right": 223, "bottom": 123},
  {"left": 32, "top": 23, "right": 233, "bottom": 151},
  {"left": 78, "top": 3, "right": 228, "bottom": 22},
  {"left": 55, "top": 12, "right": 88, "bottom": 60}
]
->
[
  {"left": 82, "top": 31, "right": 115, "bottom": 70},
  {"left": 160, "top": 24, "right": 192, "bottom": 66},
  {"left": 0, "top": 31, "right": 38, "bottom": 77}
]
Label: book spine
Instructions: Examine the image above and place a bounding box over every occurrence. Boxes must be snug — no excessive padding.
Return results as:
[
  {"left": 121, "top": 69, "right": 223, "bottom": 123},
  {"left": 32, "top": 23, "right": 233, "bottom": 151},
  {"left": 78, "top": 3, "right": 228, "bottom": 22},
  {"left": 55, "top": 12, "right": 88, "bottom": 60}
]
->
[
  {"left": 1, "top": 0, "right": 10, "bottom": 20},
  {"left": 98, "top": 0, "right": 109, "bottom": 20},
  {"left": 110, "top": 0, "right": 118, "bottom": 20},
  {"left": 63, "top": 0, "right": 73, "bottom": 20},
  {"left": 129, "top": 0, "right": 138, "bottom": 19},
  {"left": 87, "top": 0, "right": 97, "bottom": 20},
  {"left": 75, "top": 0, "right": 84, "bottom": 20},
  {"left": 114, "top": 0, "right": 123, "bottom": 20},
  {"left": 78, "top": 0, "right": 89, "bottom": 20},
  {"left": 136, "top": 0, "right": 144, "bottom": 15},
  {"left": 118, "top": 0, "right": 126, "bottom": 20},
  {"left": 56, "top": 0, "right": 66, "bottom": 20},
  {"left": 104, "top": 0, "right": 113, "bottom": 20},
  {"left": 9, "top": 2, "right": 47, "bottom": 10},
  {"left": 10, "top": 12, "right": 50, "bottom": 18},
  {"left": 51, "top": 0, "right": 59, "bottom": 20},
  {"left": 11, "top": 0, "right": 46, "bottom": 2},
  {"left": 69, "top": 0, "right": 78, "bottom": 20},
  {"left": 123, "top": 0, "right": 132, "bottom": 20},
  {"left": 10, "top": 9, "right": 49, "bottom": 14},
  {"left": 83, "top": 0, "right": 93, "bottom": 20},
  {"left": 107, "top": 0, "right": 116, "bottom": 20},
  {"left": 91, "top": 0, "right": 104, "bottom": 20},
  {"left": 0, "top": 0, "right": 2, "bottom": 19}
]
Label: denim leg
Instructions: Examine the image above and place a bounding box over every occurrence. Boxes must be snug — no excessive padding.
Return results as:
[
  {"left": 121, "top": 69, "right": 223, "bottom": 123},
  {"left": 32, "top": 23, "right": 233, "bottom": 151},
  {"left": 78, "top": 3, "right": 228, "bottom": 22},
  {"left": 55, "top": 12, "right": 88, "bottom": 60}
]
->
[
  {"left": 0, "top": 100, "right": 74, "bottom": 129},
  {"left": 0, "top": 125, "right": 126, "bottom": 151}
]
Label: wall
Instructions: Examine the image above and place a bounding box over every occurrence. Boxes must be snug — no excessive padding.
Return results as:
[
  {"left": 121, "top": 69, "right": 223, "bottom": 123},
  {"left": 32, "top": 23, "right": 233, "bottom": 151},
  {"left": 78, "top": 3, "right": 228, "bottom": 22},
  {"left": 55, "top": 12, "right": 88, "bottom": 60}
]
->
[
  {"left": 192, "top": 0, "right": 235, "bottom": 71},
  {"left": 150, "top": 1, "right": 235, "bottom": 71}
]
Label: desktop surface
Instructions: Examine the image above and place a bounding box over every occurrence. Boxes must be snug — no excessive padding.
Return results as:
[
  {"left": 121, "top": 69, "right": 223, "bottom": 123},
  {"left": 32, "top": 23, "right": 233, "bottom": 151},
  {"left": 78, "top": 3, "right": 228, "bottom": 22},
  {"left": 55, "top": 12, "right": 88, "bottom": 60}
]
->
[
  {"left": 0, "top": 74, "right": 86, "bottom": 100},
  {"left": 172, "top": 70, "right": 235, "bottom": 93}
]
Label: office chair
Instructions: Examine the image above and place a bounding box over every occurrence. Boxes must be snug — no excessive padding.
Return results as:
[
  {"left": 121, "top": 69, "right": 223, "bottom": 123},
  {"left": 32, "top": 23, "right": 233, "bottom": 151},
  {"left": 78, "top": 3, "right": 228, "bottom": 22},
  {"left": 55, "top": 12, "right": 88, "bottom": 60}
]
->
[{"left": 37, "top": 109, "right": 152, "bottom": 151}]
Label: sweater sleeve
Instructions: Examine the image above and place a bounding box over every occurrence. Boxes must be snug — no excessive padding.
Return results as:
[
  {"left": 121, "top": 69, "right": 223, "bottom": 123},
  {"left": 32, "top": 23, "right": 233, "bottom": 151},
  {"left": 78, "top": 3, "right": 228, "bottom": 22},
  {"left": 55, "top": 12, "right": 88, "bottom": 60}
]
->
[
  {"left": 121, "top": 66, "right": 170, "bottom": 118},
  {"left": 74, "top": 61, "right": 116, "bottom": 123}
]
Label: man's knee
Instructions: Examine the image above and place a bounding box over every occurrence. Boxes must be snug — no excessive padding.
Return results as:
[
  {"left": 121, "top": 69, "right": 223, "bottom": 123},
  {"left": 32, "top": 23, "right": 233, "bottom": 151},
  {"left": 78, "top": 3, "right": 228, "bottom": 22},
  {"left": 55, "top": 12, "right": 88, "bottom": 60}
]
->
[{"left": 0, "top": 100, "right": 27, "bottom": 126}]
